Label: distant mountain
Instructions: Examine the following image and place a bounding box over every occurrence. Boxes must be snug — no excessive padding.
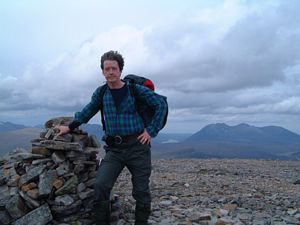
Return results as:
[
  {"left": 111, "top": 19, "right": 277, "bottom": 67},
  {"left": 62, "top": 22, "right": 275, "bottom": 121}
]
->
[
  {"left": 154, "top": 123, "right": 300, "bottom": 160},
  {"left": 0, "top": 121, "right": 27, "bottom": 132},
  {"left": 185, "top": 123, "right": 300, "bottom": 144},
  {"left": 81, "top": 124, "right": 104, "bottom": 139},
  {"left": 0, "top": 128, "right": 42, "bottom": 156}
]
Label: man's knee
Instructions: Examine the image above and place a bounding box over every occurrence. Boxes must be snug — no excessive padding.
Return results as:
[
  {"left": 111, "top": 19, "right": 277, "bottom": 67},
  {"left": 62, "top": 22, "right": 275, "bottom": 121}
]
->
[
  {"left": 132, "top": 190, "right": 151, "bottom": 204},
  {"left": 131, "top": 174, "right": 151, "bottom": 203},
  {"left": 94, "top": 178, "right": 112, "bottom": 201}
]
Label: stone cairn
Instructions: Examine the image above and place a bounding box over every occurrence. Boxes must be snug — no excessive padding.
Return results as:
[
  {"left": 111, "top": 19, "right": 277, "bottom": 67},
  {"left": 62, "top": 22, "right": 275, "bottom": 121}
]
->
[{"left": 0, "top": 117, "right": 120, "bottom": 225}]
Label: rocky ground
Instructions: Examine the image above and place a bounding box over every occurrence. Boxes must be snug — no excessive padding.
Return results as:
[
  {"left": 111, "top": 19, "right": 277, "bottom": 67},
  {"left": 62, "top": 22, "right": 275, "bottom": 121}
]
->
[{"left": 112, "top": 159, "right": 300, "bottom": 225}]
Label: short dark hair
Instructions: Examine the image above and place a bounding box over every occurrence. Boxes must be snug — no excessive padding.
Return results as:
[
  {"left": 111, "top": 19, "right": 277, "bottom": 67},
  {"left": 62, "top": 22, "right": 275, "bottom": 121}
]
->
[{"left": 100, "top": 50, "right": 124, "bottom": 71}]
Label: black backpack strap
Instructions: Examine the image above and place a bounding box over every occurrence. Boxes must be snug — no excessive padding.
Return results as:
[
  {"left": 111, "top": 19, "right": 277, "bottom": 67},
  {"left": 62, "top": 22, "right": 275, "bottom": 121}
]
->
[
  {"left": 128, "top": 83, "right": 140, "bottom": 108},
  {"left": 99, "top": 84, "right": 108, "bottom": 131}
]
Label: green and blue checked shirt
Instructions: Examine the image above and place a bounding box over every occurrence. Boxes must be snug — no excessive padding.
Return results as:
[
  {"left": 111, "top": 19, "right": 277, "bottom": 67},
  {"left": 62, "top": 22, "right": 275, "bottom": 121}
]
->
[{"left": 73, "top": 83, "right": 167, "bottom": 137}]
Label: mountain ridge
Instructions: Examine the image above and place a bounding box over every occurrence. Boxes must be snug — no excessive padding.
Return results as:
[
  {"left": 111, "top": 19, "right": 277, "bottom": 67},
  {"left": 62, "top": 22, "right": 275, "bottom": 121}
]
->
[
  {"left": 153, "top": 123, "right": 300, "bottom": 160},
  {"left": 0, "top": 121, "right": 27, "bottom": 132},
  {"left": 185, "top": 123, "right": 300, "bottom": 143}
]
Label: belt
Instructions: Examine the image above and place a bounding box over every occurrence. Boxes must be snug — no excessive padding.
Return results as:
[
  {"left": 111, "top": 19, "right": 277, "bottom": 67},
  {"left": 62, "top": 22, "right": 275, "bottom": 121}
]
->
[{"left": 104, "top": 133, "right": 140, "bottom": 146}]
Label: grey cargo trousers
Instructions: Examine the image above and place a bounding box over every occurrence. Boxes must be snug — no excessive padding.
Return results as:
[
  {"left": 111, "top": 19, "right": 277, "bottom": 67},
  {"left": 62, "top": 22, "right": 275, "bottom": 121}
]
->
[{"left": 94, "top": 139, "right": 152, "bottom": 204}]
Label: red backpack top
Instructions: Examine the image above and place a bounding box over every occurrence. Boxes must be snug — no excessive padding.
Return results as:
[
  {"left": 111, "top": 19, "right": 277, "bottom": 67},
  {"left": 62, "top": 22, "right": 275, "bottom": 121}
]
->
[{"left": 124, "top": 74, "right": 155, "bottom": 91}]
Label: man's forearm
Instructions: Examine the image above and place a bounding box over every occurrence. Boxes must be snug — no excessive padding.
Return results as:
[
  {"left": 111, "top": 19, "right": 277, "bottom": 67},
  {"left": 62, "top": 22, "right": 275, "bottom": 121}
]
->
[{"left": 68, "top": 120, "right": 82, "bottom": 131}]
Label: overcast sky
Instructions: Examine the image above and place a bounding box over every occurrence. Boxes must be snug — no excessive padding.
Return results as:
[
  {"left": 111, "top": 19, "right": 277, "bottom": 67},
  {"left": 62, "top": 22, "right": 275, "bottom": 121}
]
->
[{"left": 1, "top": 0, "right": 300, "bottom": 134}]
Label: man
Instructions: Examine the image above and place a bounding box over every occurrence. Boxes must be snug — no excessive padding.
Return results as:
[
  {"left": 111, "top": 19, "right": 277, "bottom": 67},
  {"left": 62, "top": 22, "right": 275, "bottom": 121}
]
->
[{"left": 56, "top": 50, "right": 168, "bottom": 225}]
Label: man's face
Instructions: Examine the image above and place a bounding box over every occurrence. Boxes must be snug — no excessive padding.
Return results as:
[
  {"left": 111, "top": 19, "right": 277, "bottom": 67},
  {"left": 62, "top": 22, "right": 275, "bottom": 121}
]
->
[{"left": 102, "top": 60, "right": 121, "bottom": 83}]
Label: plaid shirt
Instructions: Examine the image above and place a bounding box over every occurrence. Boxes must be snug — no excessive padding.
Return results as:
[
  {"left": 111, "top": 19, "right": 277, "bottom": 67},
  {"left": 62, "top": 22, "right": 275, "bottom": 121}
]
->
[{"left": 74, "top": 83, "right": 167, "bottom": 137}]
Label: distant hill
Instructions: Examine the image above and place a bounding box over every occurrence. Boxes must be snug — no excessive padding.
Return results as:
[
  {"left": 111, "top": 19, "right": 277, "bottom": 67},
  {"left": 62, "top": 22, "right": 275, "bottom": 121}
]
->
[
  {"left": 185, "top": 123, "right": 300, "bottom": 144},
  {"left": 81, "top": 124, "right": 104, "bottom": 139},
  {"left": 0, "top": 121, "right": 27, "bottom": 132},
  {"left": 0, "top": 128, "right": 42, "bottom": 156},
  {"left": 152, "top": 123, "right": 300, "bottom": 160}
]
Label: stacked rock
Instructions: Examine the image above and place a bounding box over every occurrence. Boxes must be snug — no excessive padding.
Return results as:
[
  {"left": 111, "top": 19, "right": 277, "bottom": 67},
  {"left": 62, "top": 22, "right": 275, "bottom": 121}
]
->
[{"left": 0, "top": 117, "right": 109, "bottom": 225}]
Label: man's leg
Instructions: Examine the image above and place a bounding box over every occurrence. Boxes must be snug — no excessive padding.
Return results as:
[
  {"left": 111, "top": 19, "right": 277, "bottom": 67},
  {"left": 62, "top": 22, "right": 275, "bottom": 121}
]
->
[
  {"left": 94, "top": 150, "right": 125, "bottom": 225},
  {"left": 126, "top": 143, "right": 152, "bottom": 225}
]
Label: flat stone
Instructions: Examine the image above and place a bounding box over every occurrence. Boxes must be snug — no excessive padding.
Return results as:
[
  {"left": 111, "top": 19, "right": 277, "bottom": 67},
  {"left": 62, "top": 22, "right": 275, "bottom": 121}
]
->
[
  {"left": 0, "top": 195, "right": 10, "bottom": 209},
  {"left": 52, "top": 151, "right": 66, "bottom": 164},
  {"left": 55, "top": 194, "right": 74, "bottom": 206},
  {"left": 78, "top": 188, "right": 94, "bottom": 200},
  {"left": 73, "top": 160, "right": 96, "bottom": 165},
  {"left": 13, "top": 203, "right": 53, "bottom": 225},
  {"left": 7, "top": 174, "right": 21, "bottom": 187},
  {"left": 0, "top": 210, "right": 11, "bottom": 224},
  {"left": 190, "top": 212, "right": 212, "bottom": 222},
  {"left": 8, "top": 153, "right": 45, "bottom": 162},
  {"left": 54, "top": 133, "right": 73, "bottom": 142},
  {"left": 281, "top": 215, "right": 300, "bottom": 224},
  {"left": 38, "top": 170, "right": 58, "bottom": 196},
  {"left": 55, "top": 175, "right": 78, "bottom": 196},
  {"left": 51, "top": 199, "right": 82, "bottom": 217},
  {"left": 0, "top": 184, "right": 9, "bottom": 195},
  {"left": 56, "top": 162, "right": 70, "bottom": 176},
  {"left": 31, "top": 147, "right": 51, "bottom": 156},
  {"left": 35, "top": 140, "right": 83, "bottom": 151},
  {"left": 31, "top": 158, "right": 52, "bottom": 165},
  {"left": 74, "top": 164, "right": 85, "bottom": 174},
  {"left": 19, "top": 164, "right": 47, "bottom": 186},
  {"left": 30, "top": 138, "right": 45, "bottom": 144},
  {"left": 0, "top": 175, "right": 8, "bottom": 185},
  {"left": 10, "top": 187, "right": 19, "bottom": 196},
  {"left": 223, "top": 204, "right": 238, "bottom": 212},
  {"left": 21, "top": 182, "right": 37, "bottom": 192},
  {"left": 215, "top": 208, "right": 229, "bottom": 217},
  {"left": 160, "top": 200, "right": 173, "bottom": 206},
  {"left": 27, "top": 189, "right": 39, "bottom": 199},
  {"left": 77, "top": 182, "right": 86, "bottom": 193},
  {"left": 45, "top": 128, "right": 55, "bottom": 139},
  {"left": 84, "top": 178, "right": 95, "bottom": 188},
  {"left": 5, "top": 195, "right": 27, "bottom": 219},
  {"left": 19, "top": 191, "right": 40, "bottom": 209},
  {"left": 215, "top": 220, "right": 227, "bottom": 225},
  {"left": 65, "top": 150, "right": 79, "bottom": 158}
]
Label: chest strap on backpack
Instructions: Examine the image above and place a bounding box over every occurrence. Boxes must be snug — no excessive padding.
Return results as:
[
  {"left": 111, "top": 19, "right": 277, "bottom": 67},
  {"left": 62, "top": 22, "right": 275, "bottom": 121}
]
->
[{"left": 99, "top": 84, "right": 108, "bottom": 131}]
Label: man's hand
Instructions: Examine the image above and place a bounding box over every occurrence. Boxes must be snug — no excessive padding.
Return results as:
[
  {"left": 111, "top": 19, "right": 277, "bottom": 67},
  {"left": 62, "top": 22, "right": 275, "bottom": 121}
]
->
[
  {"left": 55, "top": 125, "right": 70, "bottom": 137},
  {"left": 137, "top": 129, "right": 151, "bottom": 145}
]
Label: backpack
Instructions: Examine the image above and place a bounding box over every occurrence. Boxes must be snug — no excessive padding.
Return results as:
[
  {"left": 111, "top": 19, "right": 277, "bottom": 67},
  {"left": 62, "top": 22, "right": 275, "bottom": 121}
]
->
[
  {"left": 124, "top": 74, "right": 155, "bottom": 91},
  {"left": 99, "top": 74, "right": 168, "bottom": 131}
]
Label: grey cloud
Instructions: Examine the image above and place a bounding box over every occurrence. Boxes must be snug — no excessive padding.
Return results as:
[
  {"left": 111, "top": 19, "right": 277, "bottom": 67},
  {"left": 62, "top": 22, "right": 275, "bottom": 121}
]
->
[
  {"left": 167, "top": 79, "right": 300, "bottom": 116},
  {"left": 143, "top": 1, "right": 300, "bottom": 95}
]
